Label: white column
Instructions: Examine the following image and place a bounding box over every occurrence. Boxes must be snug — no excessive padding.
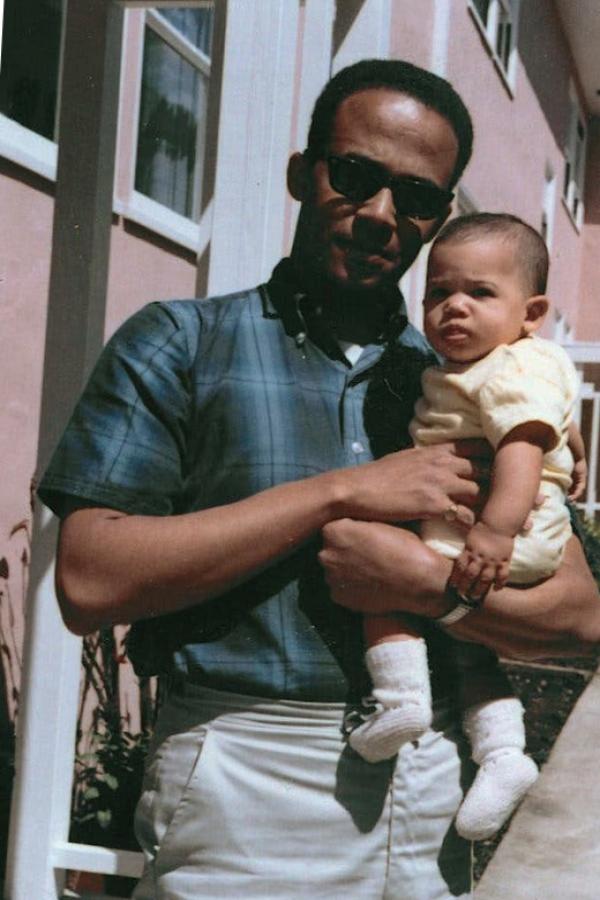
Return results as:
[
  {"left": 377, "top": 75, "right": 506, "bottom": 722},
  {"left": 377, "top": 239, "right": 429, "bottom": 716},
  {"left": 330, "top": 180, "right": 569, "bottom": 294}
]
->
[
  {"left": 332, "top": 0, "right": 392, "bottom": 73},
  {"left": 430, "top": 0, "right": 451, "bottom": 76},
  {"left": 295, "top": 0, "right": 335, "bottom": 149},
  {"left": 207, "top": 0, "right": 300, "bottom": 296},
  {"left": 5, "top": 512, "right": 82, "bottom": 900},
  {"left": 5, "top": 2, "right": 124, "bottom": 897}
]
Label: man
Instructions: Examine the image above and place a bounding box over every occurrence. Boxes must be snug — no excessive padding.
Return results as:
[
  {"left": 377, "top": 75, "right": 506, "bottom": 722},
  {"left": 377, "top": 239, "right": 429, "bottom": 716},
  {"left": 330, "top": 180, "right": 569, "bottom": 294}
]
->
[{"left": 39, "top": 60, "right": 600, "bottom": 899}]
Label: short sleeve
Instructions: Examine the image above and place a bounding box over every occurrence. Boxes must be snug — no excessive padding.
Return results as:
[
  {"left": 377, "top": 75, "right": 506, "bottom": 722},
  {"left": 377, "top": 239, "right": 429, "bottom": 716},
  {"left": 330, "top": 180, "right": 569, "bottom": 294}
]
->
[
  {"left": 478, "top": 340, "right": 578, "bottom": 450},
  {"left": 38, "top": 302, "right": 199, "bottom": 518}
]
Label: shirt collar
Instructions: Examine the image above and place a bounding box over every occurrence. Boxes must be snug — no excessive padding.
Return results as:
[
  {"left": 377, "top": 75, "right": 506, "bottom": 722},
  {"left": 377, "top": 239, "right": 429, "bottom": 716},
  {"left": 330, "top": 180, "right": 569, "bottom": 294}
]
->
[{"left": 260, "top": 258, "right": 409, "bottom": 365}]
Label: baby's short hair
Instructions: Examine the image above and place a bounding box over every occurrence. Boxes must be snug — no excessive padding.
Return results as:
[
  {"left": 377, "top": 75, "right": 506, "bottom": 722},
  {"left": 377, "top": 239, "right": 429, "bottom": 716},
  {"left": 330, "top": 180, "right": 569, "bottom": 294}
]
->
[{"left": 432, "top": 212, "right": 549, "bottom": 295}]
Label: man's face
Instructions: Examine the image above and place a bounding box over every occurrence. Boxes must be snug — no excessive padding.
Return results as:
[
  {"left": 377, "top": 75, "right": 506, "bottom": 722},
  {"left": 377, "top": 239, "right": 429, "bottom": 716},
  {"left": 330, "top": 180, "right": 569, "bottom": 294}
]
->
[
  {"left": 294, "top": 88, "right": 459, "bottom": 293},
  {"left": 423, "top": 236, "right": 536, "bottom": 363}
]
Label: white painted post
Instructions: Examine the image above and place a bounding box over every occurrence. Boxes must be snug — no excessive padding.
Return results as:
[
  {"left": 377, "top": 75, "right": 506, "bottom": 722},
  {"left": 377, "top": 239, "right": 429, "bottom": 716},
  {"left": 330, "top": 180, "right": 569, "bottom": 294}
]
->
[
  {"left": 332, "top": 0, "right": 392, "bottom": 73},
  {"left": 4, "top": 510, "right": 81, "bottom": 900},
  {"left": 4, "top": 1, "right": 124, "bottom": 897},
  {"left": 207, "top": 0, "right": 300, "bottom": 296}
]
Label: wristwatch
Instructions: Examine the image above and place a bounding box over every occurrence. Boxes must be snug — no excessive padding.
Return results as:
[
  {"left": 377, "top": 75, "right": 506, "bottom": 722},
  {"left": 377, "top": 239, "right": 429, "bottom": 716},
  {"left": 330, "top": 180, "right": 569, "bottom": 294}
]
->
[{"left": 434, "top": 583, "right": 482, "bottom": 627}]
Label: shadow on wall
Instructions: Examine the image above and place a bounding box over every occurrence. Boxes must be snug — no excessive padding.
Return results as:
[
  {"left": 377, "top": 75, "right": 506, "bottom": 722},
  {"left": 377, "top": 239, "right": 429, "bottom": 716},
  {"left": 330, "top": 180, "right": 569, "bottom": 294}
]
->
[{"left": 517, "top": 0, "right": 572, "bottom": 156}]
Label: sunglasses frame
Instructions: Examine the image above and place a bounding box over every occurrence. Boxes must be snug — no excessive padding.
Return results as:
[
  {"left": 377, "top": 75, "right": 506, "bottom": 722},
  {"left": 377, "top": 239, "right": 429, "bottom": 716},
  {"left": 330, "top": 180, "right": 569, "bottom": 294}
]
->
[{"left": 326, "top": 154, "right": 454, "bottom": 221}]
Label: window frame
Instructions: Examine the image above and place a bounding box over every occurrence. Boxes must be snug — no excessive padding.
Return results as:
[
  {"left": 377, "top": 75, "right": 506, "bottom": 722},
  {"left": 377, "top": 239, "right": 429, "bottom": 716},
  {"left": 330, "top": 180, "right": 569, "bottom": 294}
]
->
[
  {"left": 0, "top": 0, "right": 66, "bottom": 181},
  {"left": 540, "top": 163, "right": 556, "bottom": 250},
  {"left": 117, "top": 6, "right": 213, "bottom": 250},
  {"left": 468, "top": 0, "right": 520, "bottom": 94},
  {"left": 562, "top": 84, "right": 587, "bottom": 230}
]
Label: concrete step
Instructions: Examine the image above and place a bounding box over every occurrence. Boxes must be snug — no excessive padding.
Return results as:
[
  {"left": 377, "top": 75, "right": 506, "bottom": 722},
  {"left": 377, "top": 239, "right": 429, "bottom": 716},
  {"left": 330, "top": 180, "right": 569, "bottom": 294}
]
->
[{"left": 475, "top": 668, "right": 600, "bottom": 899}]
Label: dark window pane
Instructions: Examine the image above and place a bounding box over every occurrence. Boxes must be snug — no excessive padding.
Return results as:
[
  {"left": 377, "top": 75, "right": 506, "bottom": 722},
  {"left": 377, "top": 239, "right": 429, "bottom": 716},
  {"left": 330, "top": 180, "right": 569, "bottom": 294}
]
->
[
  {"left": 0, "top": 0, "right": 63, "bottom": 139},
  {"left": 135, "top": 27, "right": 209, "bottom": 218},
  {"left": 158, "top": 7, "right": 214, "bottom": 58},
  {"left": 472, "top": 0, "right": 490, "bottom": 25}
]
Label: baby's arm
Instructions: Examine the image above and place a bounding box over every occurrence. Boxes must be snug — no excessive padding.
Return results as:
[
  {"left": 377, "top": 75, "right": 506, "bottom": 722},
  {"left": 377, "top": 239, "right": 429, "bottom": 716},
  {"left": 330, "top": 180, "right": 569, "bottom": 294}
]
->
[
  {"left": 568, "top": 420, "right": 587, "bottom": 501},
  {"left": 450, "top": 421, "right": 554, "bottom": 599}
]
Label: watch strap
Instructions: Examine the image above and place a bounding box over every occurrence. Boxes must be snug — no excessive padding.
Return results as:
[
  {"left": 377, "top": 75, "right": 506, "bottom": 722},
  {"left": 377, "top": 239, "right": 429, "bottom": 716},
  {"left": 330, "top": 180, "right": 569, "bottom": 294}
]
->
[{"left": 434, "top": 583, "right": 482, "bottom": 627}]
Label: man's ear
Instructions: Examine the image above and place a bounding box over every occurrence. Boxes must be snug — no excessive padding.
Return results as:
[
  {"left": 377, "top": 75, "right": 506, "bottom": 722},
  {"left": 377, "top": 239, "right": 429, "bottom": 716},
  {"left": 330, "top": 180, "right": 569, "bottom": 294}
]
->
[
  {"left": 287, "top": 152, "right": 312, "bottom": 201},
  {"left": 421, "top": 205, "right": 452, "bottom": 244},
  {"left": 521, "top": 295, "right": 549, "bottom": 335}
]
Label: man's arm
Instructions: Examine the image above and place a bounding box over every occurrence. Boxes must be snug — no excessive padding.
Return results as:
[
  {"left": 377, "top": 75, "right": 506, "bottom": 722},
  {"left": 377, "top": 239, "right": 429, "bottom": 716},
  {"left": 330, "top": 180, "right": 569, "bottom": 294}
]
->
[
  {"left": 319, "top": 519, "right": 600, "bottom": 659},
  {"left": 56, "top": 442, "right": 481, "bottom": 634}
]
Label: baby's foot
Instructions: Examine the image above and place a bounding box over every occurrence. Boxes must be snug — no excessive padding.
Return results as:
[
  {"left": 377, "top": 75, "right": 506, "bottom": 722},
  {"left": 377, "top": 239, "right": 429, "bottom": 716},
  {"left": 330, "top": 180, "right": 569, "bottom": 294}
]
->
[
  {"left": 456, "top": 748, "right": 538, "bottom": 840},
  {"left": 349, "top": 703, "right": 431, "bottom": 763}
]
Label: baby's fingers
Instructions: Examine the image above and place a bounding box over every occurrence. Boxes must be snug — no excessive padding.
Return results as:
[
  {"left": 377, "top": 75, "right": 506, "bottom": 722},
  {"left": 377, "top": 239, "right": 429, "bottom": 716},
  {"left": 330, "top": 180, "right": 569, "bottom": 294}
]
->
[
  {"left": 493, "top": 560, "right": 510, "bottom": 591},
  {"left": 470, "top": 563, "right": 496, "bottom": 601}
]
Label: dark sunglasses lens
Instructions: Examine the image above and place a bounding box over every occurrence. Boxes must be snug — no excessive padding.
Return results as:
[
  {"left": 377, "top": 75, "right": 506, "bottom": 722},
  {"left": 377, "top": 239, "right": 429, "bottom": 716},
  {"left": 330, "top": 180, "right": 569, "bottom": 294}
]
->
[
  {"left": 328, "top": 157, "right": 451, "bottom": 219},
  {"left": 328, "top": 157, "right": 381, "bottom": 202},
  {"left": 392, "top": 181, "right": 448, "bottom": 219}
]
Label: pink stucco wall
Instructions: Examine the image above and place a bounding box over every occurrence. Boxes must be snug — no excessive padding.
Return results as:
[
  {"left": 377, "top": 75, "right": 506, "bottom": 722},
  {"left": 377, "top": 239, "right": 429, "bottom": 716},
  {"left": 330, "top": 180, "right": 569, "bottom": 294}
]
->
[
  {"left": 0, "top": 161, "right": 51, "bottom": 549},
  {"left": 105, "top": 221, "right": 197, "bottom": 341},
  {"left": 445, "top": 2, "right": 584, "bottom": 333},
  {"left": 576, "top": 119, "right": 600, "bottom": 339},
  {"left": 390, "top": 0, "right": 436, "bottom": 68}
]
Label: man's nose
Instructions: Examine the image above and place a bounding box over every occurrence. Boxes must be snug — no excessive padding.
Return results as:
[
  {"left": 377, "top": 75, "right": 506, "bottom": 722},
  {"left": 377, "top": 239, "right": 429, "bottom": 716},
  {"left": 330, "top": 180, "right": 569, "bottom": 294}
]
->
[{"left": 354, "top": 187, "right": 396, "bottom": 234}]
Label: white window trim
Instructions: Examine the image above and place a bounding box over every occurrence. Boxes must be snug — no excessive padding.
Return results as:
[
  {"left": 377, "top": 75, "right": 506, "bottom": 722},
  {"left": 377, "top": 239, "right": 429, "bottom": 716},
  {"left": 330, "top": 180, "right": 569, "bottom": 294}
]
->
[
  {"left": 116, "top": 6, "right": 213, "bottom": 252},
  {"left": 0, "top": 5, "right": 213, "bottom": 254},
  {"left": 0, "top": 113, "right": 58, "bottom": 180},
  {"left": 467, "top": 0, "right": 520, "bottom": 96},
  {"left": 0, "top": 0, "right": 67, "bottom": 181},
  {"left": 541, "top": 163, "right": 556, "bottom": 250},
  {"left": 562, "top": 83, "right": 586, "bottom": 231}
]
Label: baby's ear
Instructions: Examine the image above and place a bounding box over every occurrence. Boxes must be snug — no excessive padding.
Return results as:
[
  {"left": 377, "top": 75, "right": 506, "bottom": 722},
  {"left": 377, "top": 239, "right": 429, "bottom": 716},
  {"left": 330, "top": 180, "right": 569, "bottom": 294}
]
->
[{"left": 522, "top": 295, "right": 549, "bottom": 335}]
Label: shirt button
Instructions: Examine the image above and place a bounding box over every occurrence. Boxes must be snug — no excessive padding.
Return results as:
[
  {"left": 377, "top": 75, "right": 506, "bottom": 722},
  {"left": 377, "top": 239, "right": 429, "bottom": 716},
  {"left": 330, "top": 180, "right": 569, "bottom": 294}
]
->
[{"left": 351, "top": 441, "right": 365, "bottom": 454}]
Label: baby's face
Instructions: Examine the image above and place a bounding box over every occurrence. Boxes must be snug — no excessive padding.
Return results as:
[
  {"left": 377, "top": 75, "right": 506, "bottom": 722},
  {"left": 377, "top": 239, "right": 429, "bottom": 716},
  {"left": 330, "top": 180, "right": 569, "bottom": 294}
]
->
[{"left": 423, "top": 235, "right": 532, "bottom": 363}]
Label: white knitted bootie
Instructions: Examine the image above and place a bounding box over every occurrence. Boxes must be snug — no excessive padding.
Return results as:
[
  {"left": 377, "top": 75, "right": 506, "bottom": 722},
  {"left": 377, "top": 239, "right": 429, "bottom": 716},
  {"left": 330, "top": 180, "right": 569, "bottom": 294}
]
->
[
  {"left": 456, "top": 697, "right": 538, "bottom": 841},
  {"left": 349, "top": 639, "right": 432, "bottom": 763}
]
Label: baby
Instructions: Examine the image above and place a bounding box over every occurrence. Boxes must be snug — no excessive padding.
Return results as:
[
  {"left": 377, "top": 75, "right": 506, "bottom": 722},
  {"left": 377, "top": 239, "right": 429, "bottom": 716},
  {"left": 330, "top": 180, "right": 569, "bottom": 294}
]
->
[{"left": 349, "top": 212, "right": 587, "bottom": 841}]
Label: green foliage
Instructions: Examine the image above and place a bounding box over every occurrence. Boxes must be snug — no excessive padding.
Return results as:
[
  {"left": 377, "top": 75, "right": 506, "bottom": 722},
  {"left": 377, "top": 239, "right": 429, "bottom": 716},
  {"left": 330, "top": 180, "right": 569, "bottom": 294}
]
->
[
  {"left": 71, "top": 714, "right": 151, "bottom": 849},
  {"left": 70, "top": 627, "right": 156, "bottom": 851},
  {"left": 571, "top": 507, "right": 600, "bottom": 588}
]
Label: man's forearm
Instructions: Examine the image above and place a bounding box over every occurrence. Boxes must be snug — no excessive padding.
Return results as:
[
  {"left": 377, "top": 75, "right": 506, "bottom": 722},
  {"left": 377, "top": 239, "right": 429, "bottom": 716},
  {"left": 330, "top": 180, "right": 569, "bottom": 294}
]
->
[
  {"left": 449, "top": 535, "right": 600, "bottom": 658},
  {"left": 320, "top": 521, "right": 600, "bottom": 659},
  {"left": 56, "top": 442, "right": 482, "bottom": 634},
  {"left": 57, "top": 472, "right": 344, "bottom": 634}
]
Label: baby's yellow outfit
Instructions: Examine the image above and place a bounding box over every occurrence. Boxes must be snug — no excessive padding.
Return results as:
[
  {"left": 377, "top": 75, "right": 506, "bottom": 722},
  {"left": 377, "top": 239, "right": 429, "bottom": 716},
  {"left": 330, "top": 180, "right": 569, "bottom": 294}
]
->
[{"left": 410, "top": 335, "right": 579, "bottom": 582}]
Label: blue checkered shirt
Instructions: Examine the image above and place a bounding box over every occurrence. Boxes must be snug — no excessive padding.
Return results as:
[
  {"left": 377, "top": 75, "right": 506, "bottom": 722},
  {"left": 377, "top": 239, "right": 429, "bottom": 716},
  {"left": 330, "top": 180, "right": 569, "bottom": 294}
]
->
[{"left": 39, "top": 264, "right": 448, "bottom": 701}]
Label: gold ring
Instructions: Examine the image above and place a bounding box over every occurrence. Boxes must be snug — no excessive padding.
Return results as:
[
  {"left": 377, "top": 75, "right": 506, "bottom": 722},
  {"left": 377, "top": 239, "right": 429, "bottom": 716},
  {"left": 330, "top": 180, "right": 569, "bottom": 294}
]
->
[{"left": 444, "top": 503, "right": 459, "bottom": 522}]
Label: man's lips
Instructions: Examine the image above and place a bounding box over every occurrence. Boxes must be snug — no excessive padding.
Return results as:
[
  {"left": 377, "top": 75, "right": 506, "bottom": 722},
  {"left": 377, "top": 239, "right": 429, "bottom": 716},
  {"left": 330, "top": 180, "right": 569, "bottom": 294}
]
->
[{"left": 335, "top": 236, "right": 394, "bottom": 264}]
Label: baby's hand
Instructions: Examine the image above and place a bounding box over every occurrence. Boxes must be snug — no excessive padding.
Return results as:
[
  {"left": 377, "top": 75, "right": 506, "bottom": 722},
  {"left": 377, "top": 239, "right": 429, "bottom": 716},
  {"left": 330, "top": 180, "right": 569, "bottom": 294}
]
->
[
  {"left": 568, "top": 457, "right": 588, "bottom": 501},
  {"left": 450, "top": 520, "right": 514, "bottom": 600}
]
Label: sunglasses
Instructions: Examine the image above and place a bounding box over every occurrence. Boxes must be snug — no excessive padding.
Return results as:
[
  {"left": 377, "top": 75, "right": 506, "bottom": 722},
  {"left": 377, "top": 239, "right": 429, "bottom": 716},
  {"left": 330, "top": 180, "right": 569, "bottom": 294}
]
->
[{"left": 326, "top": 155, "right": 454, "bottom": 221}]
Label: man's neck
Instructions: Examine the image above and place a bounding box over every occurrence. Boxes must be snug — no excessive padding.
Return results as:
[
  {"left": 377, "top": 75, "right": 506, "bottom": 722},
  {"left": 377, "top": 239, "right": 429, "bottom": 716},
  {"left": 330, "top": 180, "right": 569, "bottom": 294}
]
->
[{"left": 290, "top": 260, "right": 400, "bottom": 345}]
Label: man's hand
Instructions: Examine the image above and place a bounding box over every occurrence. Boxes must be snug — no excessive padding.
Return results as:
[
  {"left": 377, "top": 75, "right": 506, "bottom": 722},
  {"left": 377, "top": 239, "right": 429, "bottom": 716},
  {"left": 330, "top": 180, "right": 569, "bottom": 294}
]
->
[
  {"left": 337, "top": 441, "right": 489, "bottom": 526},
  {"left": 319, "top": 519, "right": 446, "bottom": 616},
  {"left": 450, "top": 520, "right": 514, "bottom": 599}
]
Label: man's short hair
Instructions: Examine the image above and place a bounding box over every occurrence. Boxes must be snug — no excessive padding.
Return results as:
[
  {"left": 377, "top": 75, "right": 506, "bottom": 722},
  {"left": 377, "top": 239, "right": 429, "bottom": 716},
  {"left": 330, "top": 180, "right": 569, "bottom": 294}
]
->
[
  {"left": 432, "top": 212, "right": 550, "bottom": 295},
  {"left": 305, "top": 59, "right": 473, "bottom": 188}
]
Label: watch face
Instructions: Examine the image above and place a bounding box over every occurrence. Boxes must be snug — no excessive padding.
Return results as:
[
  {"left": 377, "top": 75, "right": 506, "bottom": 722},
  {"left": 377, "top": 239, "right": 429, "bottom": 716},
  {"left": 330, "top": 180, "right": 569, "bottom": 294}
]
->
[{"left": 445, "top": 585, "right": 482, "bottom": 610}]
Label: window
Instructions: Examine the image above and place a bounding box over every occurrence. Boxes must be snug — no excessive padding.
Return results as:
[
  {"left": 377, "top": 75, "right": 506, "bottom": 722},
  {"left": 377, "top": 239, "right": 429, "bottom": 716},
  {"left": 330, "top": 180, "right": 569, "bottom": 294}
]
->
[
  {"left": 134, "top": 6, "right": 214, "bottom": 221},
  {"left": 563, "top": 89, "right": 586, "bottom": 227},
  {"left": 468, "top": 0, "right": 519, "bottom": 87},
  {"left": 0, "top": 0, "right": 63, "bottom": 139},
  {"left": 0, "top": 0, "right": 64, "bottom": 179},
  {"left": 540, "top": 165, "right": 556, "bottom": 248}
]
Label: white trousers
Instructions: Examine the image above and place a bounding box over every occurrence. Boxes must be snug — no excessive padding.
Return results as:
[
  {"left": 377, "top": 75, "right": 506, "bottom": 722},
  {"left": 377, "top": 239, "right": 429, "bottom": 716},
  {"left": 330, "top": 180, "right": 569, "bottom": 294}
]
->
[{"left": 133, "top": 684, "right": 472, "bottom": 900}]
